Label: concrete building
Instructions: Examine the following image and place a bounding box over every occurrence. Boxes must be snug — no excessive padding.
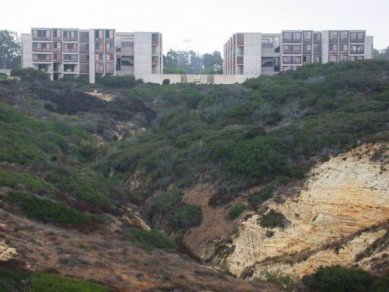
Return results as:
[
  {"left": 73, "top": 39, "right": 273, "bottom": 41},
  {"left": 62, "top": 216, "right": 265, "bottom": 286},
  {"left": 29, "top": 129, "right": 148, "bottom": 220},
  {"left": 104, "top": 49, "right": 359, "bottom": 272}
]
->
[
  {"left": 223, "top": 30, "right": 373, "bottom": 75},
  {"left": 280, "top": 30, "right": 373, "bottom": 71},
  {"left": 115, "top": 32, "right": 163, "bottom": 77},
  {"left": 22, "top": 28, "right": 163, "bottom": 83},
  {"left": 223, "top": 33, "right": 280, "bottom": 76}
]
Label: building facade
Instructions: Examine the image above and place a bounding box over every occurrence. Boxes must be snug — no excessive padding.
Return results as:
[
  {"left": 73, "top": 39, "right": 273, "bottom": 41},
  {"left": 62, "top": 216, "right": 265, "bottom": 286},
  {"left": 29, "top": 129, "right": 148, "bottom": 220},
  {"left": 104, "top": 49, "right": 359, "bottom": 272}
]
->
[
  {"left": 21, "top": 28, "right": 163, "bottom": 83},
  {"left": 223, "top": 30, "right": 373, "bottom": 75},
  {"left": 223, "top": 33, "right": 281, "bottom": 76}
]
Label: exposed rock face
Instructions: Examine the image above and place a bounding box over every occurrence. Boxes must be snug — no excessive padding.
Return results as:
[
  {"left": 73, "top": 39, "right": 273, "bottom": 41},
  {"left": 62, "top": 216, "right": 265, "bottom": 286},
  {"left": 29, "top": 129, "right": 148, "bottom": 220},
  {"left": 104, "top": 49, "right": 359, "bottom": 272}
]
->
[
  {"left": 221, "top": 143, "right": 389, "bottom": 278},
  {"left": 0, "top": 240, "right": 17, "bottom": 261}
]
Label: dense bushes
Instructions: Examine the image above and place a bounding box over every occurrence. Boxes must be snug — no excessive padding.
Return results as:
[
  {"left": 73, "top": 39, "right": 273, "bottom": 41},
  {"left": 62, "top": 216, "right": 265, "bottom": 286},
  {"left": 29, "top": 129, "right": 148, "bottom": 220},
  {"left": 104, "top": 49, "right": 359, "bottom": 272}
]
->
[
  {"left": 0, "top": 270, "right": 109, "bottom": 292},
  {"left": 302, "top": 265, "right": 389, "bottom": 292},
  {"left": 102, "top": 60, "right": 389, "bottom": 207},
  {"left": 11, "top": 68, "right": 49, "bottom": 81},
  {"left": 96, "top": 75, "right": 143, "bottom": 88},
  {"left": 228, "top": 203, "right": 246, "bottom": 220},
  {"left": 0, "top": 170, "right": 55, "bottom": 195},
  {"left": 259, "top": 210, "right": 289, "bottom": 229},
  {"left": 7, "top": 192, "right": 98, "bottom": 226},
  {"left": 125, "top": 227, "right": 177, "bottom": 251},
  {"left": 149, "top": 191, "right": 202, "bottom": 231}
]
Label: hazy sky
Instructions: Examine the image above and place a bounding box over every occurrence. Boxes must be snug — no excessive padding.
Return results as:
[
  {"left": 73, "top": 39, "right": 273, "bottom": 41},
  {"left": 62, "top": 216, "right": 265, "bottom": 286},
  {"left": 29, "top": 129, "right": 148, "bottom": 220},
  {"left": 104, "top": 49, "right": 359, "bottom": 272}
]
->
[{"left": 2, "top": 0, "right": 388, "bottom": 54}]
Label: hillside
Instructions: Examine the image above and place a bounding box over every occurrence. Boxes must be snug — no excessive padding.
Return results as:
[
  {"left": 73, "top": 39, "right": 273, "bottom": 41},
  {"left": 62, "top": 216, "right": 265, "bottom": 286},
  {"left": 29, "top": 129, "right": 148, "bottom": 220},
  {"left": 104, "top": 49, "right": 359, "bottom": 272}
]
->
[{"left": 0, "top": 60, "right": 388, "bottom": 291}]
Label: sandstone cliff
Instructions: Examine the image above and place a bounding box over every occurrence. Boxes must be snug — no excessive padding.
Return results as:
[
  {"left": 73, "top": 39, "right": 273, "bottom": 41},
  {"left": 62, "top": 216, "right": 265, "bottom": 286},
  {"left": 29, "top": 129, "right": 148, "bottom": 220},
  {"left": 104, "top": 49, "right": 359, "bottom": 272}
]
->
[{"left": 216, "top": 143, "right": 388, "bottom": 279}]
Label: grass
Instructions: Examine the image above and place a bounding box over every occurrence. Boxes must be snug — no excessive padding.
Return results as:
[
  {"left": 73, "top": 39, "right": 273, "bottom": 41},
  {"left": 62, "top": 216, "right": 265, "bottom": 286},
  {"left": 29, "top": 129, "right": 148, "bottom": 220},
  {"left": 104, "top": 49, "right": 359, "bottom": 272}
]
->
[
  {"left": 0, "top": 270, "right": 110, "bottom": 292},
  {"left": 7, "top": 192, "right": 98, "bottom": 226},
  {"left": 126, "top": 227, "right": 177, "bottom": 251}
]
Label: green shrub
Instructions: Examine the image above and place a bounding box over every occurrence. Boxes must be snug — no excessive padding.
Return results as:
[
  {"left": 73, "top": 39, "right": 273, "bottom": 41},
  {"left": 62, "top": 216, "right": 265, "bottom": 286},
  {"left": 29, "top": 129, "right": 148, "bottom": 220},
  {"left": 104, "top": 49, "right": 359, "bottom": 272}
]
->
[
  {"left": 11, "top": 68, "right": 49, "bottom": 81},
  {"left": 149, "top": 191, "right": 202, "bottom": 231},
  {"left": 0, "top": 270, "right": 109, "bottom": 292},
  {"left": 302, "top": 265, "right": 374, "bottom": 292},
  {"left": 97, "top": 75, "right": 143, "bottom": 88},
  {"left": 228, "top": 203, "right": 246, "bottom": 220},
  {"left": 7, "top": 192, "right": 97, "bottom": 225},
  {"left": 0, "top": 170, "right": 55, "bottom": 194},
  {"left": 46, "top": 167, "right": 112, "bottom": 209},
  {"left": 249, "top": 186, "right": 274, "bottom": 209},
  {"left": 126, "top": 228, "right": 177, "bottom": 251},
  {"left": 259, "top": 209, "right": 289, "bottom": 229},
  {"left": 171, "top": 204, "right": 202, "bottom": 228}
]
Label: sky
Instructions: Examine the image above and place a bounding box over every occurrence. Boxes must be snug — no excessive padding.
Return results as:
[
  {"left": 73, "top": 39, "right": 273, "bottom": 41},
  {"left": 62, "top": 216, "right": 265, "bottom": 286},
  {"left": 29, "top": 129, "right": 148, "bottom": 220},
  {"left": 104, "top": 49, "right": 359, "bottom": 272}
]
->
[{"left": 2, "top": 0, "right": 388, "bottom": 54}]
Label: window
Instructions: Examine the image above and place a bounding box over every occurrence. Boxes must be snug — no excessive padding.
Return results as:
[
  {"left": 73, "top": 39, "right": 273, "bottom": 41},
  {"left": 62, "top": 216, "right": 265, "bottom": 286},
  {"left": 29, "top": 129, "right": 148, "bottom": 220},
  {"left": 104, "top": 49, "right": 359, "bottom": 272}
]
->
[
  {"left": 303, "top": 55, "right": 312, "bottom": 63},
  {"left": 283, "top": 45, "right": 292, "bottom": 54},
  {"left": 350, "top": 45, "right": 364, "bottom": 54},
  {"left": 237, "top": 56, "right": 244, "bottom": 65},
  {"left": 314, "top": 33, "right": 321, "bottom": 44},
  {"left": 64, "top": 54, "right": 78, "bottom": 62},
  {"left": 339, "top": 44, "right": 348, "bottom": 54},
  {"left": 357, "top": 32, "right": 365, "bottom": 43},
  {"left": 237, "top": 33, "right": 244, "bottom": 46},
  {"left": 313, "top": 45, "right": 321, "bottom": 54},
  {"left": 293, "top": 32, "right": 302, "bottom": 43},
  {"left": 292, "top": 45, "right": 301, "bottom": 54},
  {"left": 283, "top": 56, "right": 300, "bottom": 64},
  {"left": 350, "top": 32, "right": 358, "bottom": 43},
  {"left": 303, "top": 31, "right": 312, "bottom": 42},
  {"left": 283, "top": 32, "right": 292, "bottom": 43},
  {"left": 95, "top": 53, "right": 104, "bottom": 61},
  {"left": 339, "top": 55, "right": 348, "bottom": 62},
  {"left": 283, "top": 56, "right": 292, "bottom": 64},
  {"left": 329, "top": 31, "right": 338, "bottom": 43},
  {"left": 329, "top": 55, "right": 338, "bottom": 62},
  {"left": 329, "top": 44, "right": 338, "bottom": 54},
  {"left": 303, "top": 44, "right": 312, "bottom": 54},
  {"left": 95, "top": 42, "right": 104, "bottom": 51},
  {"left": 340, "top": 31, "right": 348, "bottom": 43},
  {"left": 106, "top": 42, "right": 114, "bottom": 51},
  {"left": 313, "top": 55, "right": 321, "bottom": 63}
]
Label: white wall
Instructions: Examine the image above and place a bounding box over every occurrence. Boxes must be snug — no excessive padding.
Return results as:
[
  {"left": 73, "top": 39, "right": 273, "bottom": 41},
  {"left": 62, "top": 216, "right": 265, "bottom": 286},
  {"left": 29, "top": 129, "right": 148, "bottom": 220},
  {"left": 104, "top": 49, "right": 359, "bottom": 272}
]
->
[
  {"left": 135, "top": 74, "right": 257, "bottom": 85},
  {"left": 365, "top": 36, "right": 374, "bottom": 59},
  {"left": 89, "top": 29, "right": 96, "bottom": 84},
  {"left": 21, "top": 33, "right": 32, "bottom": 68},
  {"left": 134, "top": 32, "right": 152, "bottom": 75},
  {"left": 243, "top": 33, "right": 262, "bottom": 75}
]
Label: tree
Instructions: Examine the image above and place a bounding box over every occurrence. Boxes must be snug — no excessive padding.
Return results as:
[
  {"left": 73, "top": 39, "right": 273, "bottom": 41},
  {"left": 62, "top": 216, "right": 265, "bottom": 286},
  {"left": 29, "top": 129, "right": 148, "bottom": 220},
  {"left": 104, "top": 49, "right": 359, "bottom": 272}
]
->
[
  {"left": 0, "top": 30, "right": 21, "bottom": 69},
  {"left": 163, "top": 49, "right": 223, "bottom": 74},
  {"left": 373, "top": 47, "right": 389, "bottom": 60}
]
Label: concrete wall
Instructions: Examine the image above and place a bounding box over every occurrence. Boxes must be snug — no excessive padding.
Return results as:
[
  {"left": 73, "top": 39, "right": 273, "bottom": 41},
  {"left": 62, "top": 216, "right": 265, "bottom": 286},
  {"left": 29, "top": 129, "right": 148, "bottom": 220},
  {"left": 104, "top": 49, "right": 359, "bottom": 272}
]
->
[
  {"left": 136, "top": 74, "right": 257, "bottom": 85},
  {"left": 365, "top": 36, "right": 374, "bottom": 59},
  {"left": 88, "top": 29, "right": 96, "bottom": 84},
  {"left": 134, "top": 32, "right": 152, "bottom": 75},
  {"left": 321, "top": 31, "right": 329, "bottom": 64},
  {"left": 21, "top": 33, "right": 32, "bottom": 68},
  {"left": 243, "top": 33, "right": 262, "bottom": 75}
]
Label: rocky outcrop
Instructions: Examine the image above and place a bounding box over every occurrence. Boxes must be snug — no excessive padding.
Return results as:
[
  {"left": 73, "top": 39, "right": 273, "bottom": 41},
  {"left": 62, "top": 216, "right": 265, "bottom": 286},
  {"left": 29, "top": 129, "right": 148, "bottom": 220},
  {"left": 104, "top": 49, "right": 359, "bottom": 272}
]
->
[{"left": 220, "top": 143, "right": 389, "bottom": 278}]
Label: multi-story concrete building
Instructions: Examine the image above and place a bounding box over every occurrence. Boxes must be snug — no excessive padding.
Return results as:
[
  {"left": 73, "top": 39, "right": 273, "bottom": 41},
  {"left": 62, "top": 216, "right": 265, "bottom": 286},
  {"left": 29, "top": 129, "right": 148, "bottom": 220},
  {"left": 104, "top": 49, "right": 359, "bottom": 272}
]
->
[
  {"left": 223, "top": 30, "right": 373, "bottom": 75},
  {"left": 280, "top": 30, "right": 373, "bottom": 71},
  {"left": 223, "top": 33, "right": 280, "bottom": 76},
  {"left": 22, "top": 28, "right": 163, "bottom": 83},
  {"left": 115, "top": 32, "right": 163, "bottom": 77}
]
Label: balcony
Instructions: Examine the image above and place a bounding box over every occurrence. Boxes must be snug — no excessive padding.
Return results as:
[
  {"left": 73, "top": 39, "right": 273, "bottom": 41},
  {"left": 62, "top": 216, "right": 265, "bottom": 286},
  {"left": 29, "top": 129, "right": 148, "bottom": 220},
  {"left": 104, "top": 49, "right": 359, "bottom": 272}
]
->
[
  {"left": 63, "top": 37, "right": 78, "bottom": 42},
  {"left": 33, "top": 54, "right": 52, "bottom": 63}
]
